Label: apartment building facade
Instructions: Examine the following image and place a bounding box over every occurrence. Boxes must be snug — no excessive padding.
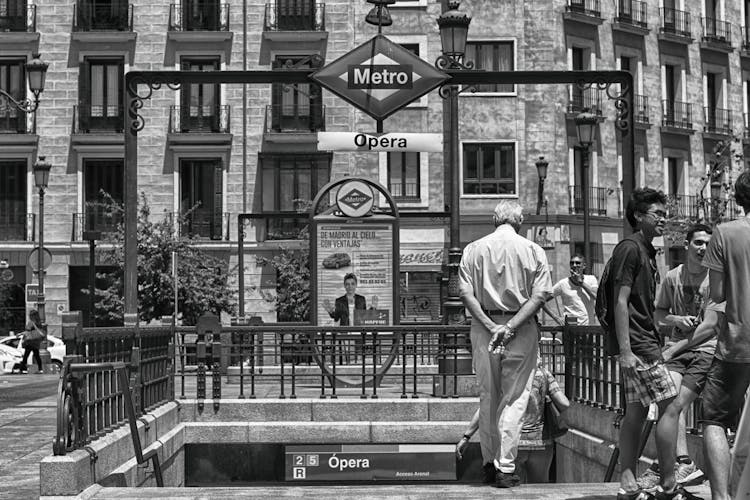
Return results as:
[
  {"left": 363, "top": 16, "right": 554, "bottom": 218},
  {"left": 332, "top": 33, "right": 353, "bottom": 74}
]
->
[{"left": 0, "top": 0, "right": 748, "bottom": 333}]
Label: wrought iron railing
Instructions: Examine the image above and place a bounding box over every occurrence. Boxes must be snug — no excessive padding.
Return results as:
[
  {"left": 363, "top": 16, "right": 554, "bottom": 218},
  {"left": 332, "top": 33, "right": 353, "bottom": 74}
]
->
[
  {"left": 73, "top": 2, "right": 133, "bottom": 31},
  {"left": 71, "top": 210, "right": 123, "bottom": 241},
  {"left": 568, "top": 185, "right": 609, "bottom": 216},
  {"left": 168, "top": 2, "right": 230, "bottom": 31},
  {"left": 660, "top": 7, "right": 691, "bottom": 37},
  {"left": 702, "top": 17, "right": 732, "bottom": 44},
  {"left": 704, "top": 107, "right": 732, "bottom": 135},
  {"left": 0, "top": 3, "right": 35, "bottom": 32},
  {"left": 389, "top": 182, "right": 420, "bottom": 200},
  {"left": 662, "top": 100, "right": 693, "bottom": 129},
  {"left": 265, "top": 104, "right": 325, "bottom": 132},
  {"left": 568, "top": 87, "right": 603, "bottom": 115},
  {"left": 0, "top": 213, "right": 35, "bottom": 241},
  {"left": 566, "top": 0, "right": 600, "bottom": 17},
  {"left": 614, "top": 0, "right": 647, "bottom": 28},
  {"left": 168, "top": 105, "right": 230, "bottom": 133},
  {"left": 0, "top": 101, "right": 33, "bottom": 133},
  {"left": 264, "top": 1, "right": 325, "bottom": 31},
  {"left": 73, "top": 104, "right": 124, "bottom": 133},
  {"left": 634, "top": 94, "right": 649, "bottom": 124},
  {"left": 172, "top": 211, "right": 230, "bottom": 241},
  {"left": 667, "top": 193, "right": 699, "bottom": 219}
]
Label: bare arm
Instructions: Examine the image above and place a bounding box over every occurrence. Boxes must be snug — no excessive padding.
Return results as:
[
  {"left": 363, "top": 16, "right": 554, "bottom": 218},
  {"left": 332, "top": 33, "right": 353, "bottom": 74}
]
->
[
  {"left": 614, "top": 284, "right": 644, "bottom": 374},
  {"left": 709, "top": 269, "right": 725, "bottom": 303},
  {"left": 550, "top": 390, "right": 570, "bottom": 412},
  {"left": 663, "top": 308, "right": 721, "bottom": 360}
]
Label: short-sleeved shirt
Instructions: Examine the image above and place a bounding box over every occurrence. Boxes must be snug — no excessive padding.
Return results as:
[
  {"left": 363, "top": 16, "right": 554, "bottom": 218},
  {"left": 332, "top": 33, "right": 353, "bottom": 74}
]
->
[
  {"left": 458, "top": 224, "right": 553, "bottom": 312},
  {"left": 609, "top": 232, "right": 661, "bottom": 362},
  {"left": 552, "top": 275, "right": 599, "bottom": 325},
  {"left": 702, "top": 218, "right": 750, "bottom": 362},
  {"left": 655, "top": 264, "right": 717, "bottom": 354},
  {"left": 518, "top": 366, "right": 562, "bottom": 450}
]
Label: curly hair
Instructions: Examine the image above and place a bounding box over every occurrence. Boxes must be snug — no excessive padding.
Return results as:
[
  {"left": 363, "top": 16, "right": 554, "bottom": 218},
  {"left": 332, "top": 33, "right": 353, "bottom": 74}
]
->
[
  {"left": 734, "top": 171, "right": 750, "bottom": 214},
  {"left": 625, "top": 187, "right": 667, "bottom": 229}
]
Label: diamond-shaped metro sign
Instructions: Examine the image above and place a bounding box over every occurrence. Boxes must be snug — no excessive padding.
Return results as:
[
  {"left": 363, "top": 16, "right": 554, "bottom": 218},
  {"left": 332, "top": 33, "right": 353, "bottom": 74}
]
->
[{"left": 312, "top": 34, "right": 449, "bottom": 121}]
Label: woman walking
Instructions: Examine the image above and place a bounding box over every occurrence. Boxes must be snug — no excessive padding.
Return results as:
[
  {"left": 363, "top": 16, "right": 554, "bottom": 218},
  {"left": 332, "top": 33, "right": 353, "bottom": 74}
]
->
[{"left": 19, "top": 309, "right": 45, "bottom": 374}]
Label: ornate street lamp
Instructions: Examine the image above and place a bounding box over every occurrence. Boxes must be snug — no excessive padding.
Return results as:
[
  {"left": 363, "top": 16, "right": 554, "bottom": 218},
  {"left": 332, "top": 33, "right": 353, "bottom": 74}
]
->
[
  {"left": 0, "top": 53, "right": 48, "bottom": 113},
  {"left": 33, "top": 156, "right": 52, "bottom": 372},
  {"left": 535, "top": 156, "right": 549, "bottom": 216},
  {"left": 436, "top": 0, "right": 471, "bottom": 64},
  {"left": 365, "top": 0, "right": 395, "bottom": 31},
  {"left": 574, "top": 109, "right": 598, "bottom": 265}
]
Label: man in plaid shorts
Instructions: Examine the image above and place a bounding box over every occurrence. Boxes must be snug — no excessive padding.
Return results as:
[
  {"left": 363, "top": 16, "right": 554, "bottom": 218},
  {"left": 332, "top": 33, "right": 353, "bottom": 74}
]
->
[{"left": 610, "top": 188, "right": 698, "bottom": 500}]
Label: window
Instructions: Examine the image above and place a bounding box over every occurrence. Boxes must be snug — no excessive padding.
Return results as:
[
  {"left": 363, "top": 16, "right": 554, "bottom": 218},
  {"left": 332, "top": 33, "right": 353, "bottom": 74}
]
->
[
  {"left": 271, "top": 55, "right": 323, "bottom": 131},
  {"left": 465, "top": 41, "right": 514, "bottom": 93},
  {"left": 0, "top": 59, "right": 25, "bottom": 132},
  {"left": 667, "top": 157, "right": 681, "bottom": 194},
  {"left": 180, "top": 57, "right": 220, "bottom": 132},
  {"left": 83, "top": 159, "right": 123, "bottom": 233},
  {"left": 0, "top": 0, "right": 28, "bottom": 32},
  {"left": 275, "top": 0, "right": 319, "bottom": 30},
  {"left": 0, "top": 160, "right": 27, "bottom": 241},
  {"left": 180, "top": 159, "right": 223, "bottom": 240},
  {"left": 182, "top": 0, "right": 220, "bottom": 31},
  {"left": 68, "top": 266, "right": 120, "bottom": 327},
  {"left": 79, "top": 58, "right": 124, "bottom": 132},
  {"left": 388, "top": 152, "right": 420, "bottom": 200},
  {"left": 462, "top": 142, "right": 516, "bottom": 196},
  {"left": 76, "top": 0, "right": 130, "bottom": 31}
]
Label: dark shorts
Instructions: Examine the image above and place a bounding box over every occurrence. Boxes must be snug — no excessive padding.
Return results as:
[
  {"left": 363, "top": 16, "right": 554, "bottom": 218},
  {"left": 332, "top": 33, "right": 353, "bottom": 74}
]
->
[
  {"left": 664, "top": 350, "right": 713, "bottom": 394},
  {"left": 700, "top": 358, "right": 750, "bottom": 430}
]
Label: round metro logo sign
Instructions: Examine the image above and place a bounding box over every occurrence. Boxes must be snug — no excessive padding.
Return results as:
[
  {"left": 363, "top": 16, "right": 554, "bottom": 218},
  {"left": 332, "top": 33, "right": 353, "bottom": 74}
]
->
[{"left": 336, "top": 180, "right": 375, "bottom": 217}]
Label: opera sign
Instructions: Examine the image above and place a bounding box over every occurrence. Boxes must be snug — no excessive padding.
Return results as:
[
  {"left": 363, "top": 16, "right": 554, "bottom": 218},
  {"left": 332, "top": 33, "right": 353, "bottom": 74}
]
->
[{"left": 312, "top": 34, "right": 449, "bottom": 121}]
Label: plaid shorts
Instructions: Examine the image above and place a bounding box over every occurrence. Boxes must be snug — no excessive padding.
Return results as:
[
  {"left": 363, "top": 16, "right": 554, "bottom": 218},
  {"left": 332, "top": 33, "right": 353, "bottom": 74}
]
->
[{"left": 623, "top": 359, "right": 678, "bottom": 406}]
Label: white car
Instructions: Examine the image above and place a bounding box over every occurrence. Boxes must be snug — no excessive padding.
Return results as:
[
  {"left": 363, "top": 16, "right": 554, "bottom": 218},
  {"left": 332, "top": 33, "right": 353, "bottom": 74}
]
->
[{"left": 0, "top": 333, "right": 65, "bottom": 373}]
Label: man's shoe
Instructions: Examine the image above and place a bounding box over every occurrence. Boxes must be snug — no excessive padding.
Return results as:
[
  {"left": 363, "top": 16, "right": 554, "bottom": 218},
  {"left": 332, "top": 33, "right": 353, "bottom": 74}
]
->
[
  {"left": 482, "top": 463, "right": 496, "bottom": 484},
  {"left": 652, "top": 485, "right": 703, "bottom": 500},
  {"left": 636, "top": 464, "right": 661, "bottom": 491},
  {"left": 674, "top": 461, "right": 705, "bottom": 486},
  {"left": 494, "top": 470, "right": 520, "bottom": 488}
]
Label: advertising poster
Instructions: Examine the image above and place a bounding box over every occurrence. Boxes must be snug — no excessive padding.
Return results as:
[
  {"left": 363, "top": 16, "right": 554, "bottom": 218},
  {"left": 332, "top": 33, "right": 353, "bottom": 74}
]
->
[{"left": 316, "top": 223, "right": 393, "bottom": 326}]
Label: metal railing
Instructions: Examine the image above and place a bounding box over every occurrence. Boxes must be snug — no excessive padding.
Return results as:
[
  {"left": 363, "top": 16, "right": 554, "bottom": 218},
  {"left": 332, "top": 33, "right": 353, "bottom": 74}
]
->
[
  {"left": 71, "top": 210, "right": 123, "bottom": 241},
  {"left": 704, "top": 107, "right": 732, "bottom": 135},
  {"left": 568, "top": 185, "right": 609, "bottom": 216},
  {"left": 634, "top": 94, "right": 649, "bottom": 124},
  {"left": 0, "top": 102, "right": 34, "bottom": 133},
  {"left": 265, "top": 104, "right": 325, "bottom": 132},
  {"left": 0, "top": 213, "right": 35, "bottom": 241},
  {"left": 660, "top": 7, "right": 691, "bottom": 37},
  {"left": 73, "top": 2, "right": 133, "bottom": 31},
  {"left": 172, "top": 211, "right": 230, "bottom": 241},
  {"left": 264, "top": 1, "right": 325, "bottom": 31},
  {"left": 0, "top": 4, "right": 35, "bottom": 32},
  {"left": 702, "top": 17, "right": 732, "bottom": 44},
  {"left": 389, "top": 182, "right": 419, "bottom": 200},
  {"left": 566, "top": 0, "right": 600, "bottom": 17},
  {"left": 614, "top": 0, "right": 647, "bottom": 28},
  {"left": 73, "top": 104, "right": 124, "bottom": 134},
  {"left": 168, "top": 105, "right": 230, "bottom": 133},
  {"left": 667, "top": 194, "right": 699, "bottom": 219},
  {"left": 168, "top": 2, "right": 230, "bottom": 31},
  {"left": 568, "top": 87, "right": 603, "bottom": 115},
  {"left": 662, "top": 100, "right": 693, "bottom": 129}
]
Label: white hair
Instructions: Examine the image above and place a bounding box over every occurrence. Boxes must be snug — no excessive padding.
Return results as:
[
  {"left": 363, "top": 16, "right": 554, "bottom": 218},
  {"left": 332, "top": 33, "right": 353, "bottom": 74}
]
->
[{"left": 493, "top": 200, "right": 524, "bottom": 227}]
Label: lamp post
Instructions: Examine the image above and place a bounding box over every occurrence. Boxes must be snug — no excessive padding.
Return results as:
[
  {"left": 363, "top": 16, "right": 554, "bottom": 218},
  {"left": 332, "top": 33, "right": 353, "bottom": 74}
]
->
[
  {"left": 710, "top": 174, "right": 723, "bottom": 224},
  {"left": 574, "top": 110, "right": 598, "bottom": 266},
  {"left": 535, "top": 156, "right": 549, "bottom": 216},
  {"left": 0, "top": 53, "right": 48, "bottom": 114},
  {"left": 33, "top": 156, "right": 52, "bottom": 372}
]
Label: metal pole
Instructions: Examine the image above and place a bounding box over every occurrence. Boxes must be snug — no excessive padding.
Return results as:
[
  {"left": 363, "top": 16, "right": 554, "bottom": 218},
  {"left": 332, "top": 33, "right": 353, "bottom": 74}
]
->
[
  {"left": 444, "top": 85, "right": 463, "bottom": 326},
  {"left": 124, "top": 74, "right": 138, "bottom": 326},
  {"left": 89, "top": 238, "right": 95, "bottom": 326},
  {"left": 537, "top": 177, "right": 545, "bottom": 216},
  {"left": 581, "top": 146, "right": 591, "bottom": 265},
  {"left": 37, "top": 185, "right": 51, "bottom": 371}
]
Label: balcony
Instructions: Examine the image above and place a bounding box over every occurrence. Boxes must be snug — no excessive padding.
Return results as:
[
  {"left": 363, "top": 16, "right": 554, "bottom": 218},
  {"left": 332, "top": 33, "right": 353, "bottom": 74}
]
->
[
  {"left": 567, "top": 87, "right": 603, "bottom": 116},
  {"left": 700, "top": 17, "right": 733, "bottom": 52},
  {"left": 634, "top": 94, "right": 650, "bottom": 126},
  {"left": 264, "top": 1, "right": 325, "bottom": 31},
  {"left": 659, "top": 8, "right": 692, "bottom": 42},
  {"left": 666, "top": 194, "right": 699, "bottom": 219},
  {"left": 0, "top": 103, "right": 34, "bottom": 134},
  {"left": 168, "top": 3, "right": 229, "bottom": 32},
  {"left": 661, "top": 100, "right": 693, "bottom": 133},
  {"left": 73, "top": 2, "right": 133, "bottom": 31},
  {"left": 568, "top": 186, "right": 608, "bottom": 216},
  {"left": 0, "top": 213, "right": 34, "bottom": 241},
  {"left": 563, "top": 0, "right": 603, "bottom": 25},
  {"left": 703, "top": 107, "right": 732, "bottom": 136},
  {"left": 389, "top": 182, "right": 420, "bottom": 202},
  {"left": 71, "top": 208, "right": 123, "bottom": 241},
  {"left": 174, "top": 211, "right": 229, "bottom": 241},
  {"left": 0, "top": 4, "right": 35, "bottom": 32},
  {"left": 169, "top": 105, "right": 230, "bottom": 134},
  {"left": 265, "top": 104, "right": 325, "bottom": 133},
  {"left": 613, "top": 0, "right": 647, "bottom": 33},
  {"left": 73, "top": 104, "right": 124, "bottom": 134}
]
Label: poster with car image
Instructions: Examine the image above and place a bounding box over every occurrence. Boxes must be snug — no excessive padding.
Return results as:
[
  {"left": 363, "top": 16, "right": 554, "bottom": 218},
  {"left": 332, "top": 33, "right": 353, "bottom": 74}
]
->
[{"left": 317, "top": 223, "right": 393, "bottom": 326}]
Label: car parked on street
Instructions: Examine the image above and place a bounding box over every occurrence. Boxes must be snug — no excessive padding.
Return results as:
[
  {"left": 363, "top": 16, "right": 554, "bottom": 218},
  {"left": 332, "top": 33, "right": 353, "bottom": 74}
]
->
[{"left": 0, "top": 333, "right": 64, "bottom": 373}]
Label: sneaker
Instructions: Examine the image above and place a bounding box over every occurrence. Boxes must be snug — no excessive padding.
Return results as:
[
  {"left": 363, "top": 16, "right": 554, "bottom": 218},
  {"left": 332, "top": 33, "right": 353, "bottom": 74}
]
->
[
  {"left": 482, "top": 463, "right": 496, "bottom": 484},
  {"left": 636, "top": 464, "right": 661, "bottom": 491},
  {"left": 652, "top": 484, "right": 703, "bottom": 500},
  {"left": 494, "top": 470, "right": 521, "bottom": 488},
  {"left": 674, "top": 461, "right": 705, "bottom": 486},
  {"left": 616, "top": 489, "right": 654, "bottom": 500}
]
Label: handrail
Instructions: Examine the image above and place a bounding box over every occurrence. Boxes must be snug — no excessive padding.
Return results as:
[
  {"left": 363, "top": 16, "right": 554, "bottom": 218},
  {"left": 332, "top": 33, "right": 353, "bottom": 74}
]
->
[{"left": 53, "top": 360, "right": 164, "bottom": 486}]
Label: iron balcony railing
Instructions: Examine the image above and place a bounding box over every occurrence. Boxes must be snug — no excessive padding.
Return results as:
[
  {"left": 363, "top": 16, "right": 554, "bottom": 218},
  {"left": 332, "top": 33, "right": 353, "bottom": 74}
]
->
[
  {"left": 566, "top": 0, "right": 601, "bottom": 18},
  {"left": 172, "top": 211, "right": 230, "bottom": 241},
  {"left": 169, "top": 105, "right": 230, "bottom": 133},
  {"left": 660, "top": 7, "right": 691, "bottom": 37},
  {"left": 702, "top": 17, "right": 732, "bottom": 45},
  {"left": 0, "top": 102, "right": 34, "bottom": 133},
  {"left": 73, "top": 1, "right": 133, "bottom": 31},
  {"left": 389, "top": 182, "right": 419, "bottom": 200},
  {"left": 667, "top": 194, "right": 699, "bottom": 219},
  {"left": 71, "top": 209, "right": 123, "bottom": 241},
  {"left": 634, "top": 94, "right": 649, "bottom": 124},
  {"left": 168, "top": 2, "right": 230, "bottom": 31},
  {"left": 568, "top": 185, "right": 609, "bottom": 216},
  {"left": 265, "top": 104, "right": 325, "bottom": 132},
  {"left": 568, "top": 87, "right": 603, "bottom": 115},
  {"left": 662, "top": 100, "right": 693, "bottom": 129},
  {"left": 0, "top": 3, "right": 35, "bottom": 32},
  {"left": 615, "top": 0, "right": 647, "bottom": 28},
  {"left": 73, "top": 104, "right": 124, "bottom": 134},
  {"left": 0, "top": 213, "right": 35, "bottom": 241},
  {"left": 264, "top": 1, "right": 325, "bottom": 31},
  {"left": 704, "top": 107, "right": 732, "bottom": 135},
  {"left": 743, "top": 27, "right": 750, "bottom": 52}
]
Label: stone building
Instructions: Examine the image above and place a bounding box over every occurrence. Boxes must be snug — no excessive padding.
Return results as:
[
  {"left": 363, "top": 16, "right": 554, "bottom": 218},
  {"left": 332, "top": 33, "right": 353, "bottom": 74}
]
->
[{"left": 0, "top": 0, "right": 748, "bottom": 333}]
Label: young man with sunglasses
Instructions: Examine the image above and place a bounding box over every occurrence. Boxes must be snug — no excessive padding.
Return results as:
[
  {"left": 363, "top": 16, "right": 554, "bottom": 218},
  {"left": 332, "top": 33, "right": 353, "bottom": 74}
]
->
[{"left": 550, "top": 253, "right": 599, "bottom": 325}]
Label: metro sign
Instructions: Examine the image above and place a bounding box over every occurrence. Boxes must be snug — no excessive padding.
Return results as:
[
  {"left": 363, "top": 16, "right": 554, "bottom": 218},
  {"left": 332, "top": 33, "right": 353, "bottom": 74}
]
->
[{"left": 312, "top": 34, "right": 449, "bottom": 121}]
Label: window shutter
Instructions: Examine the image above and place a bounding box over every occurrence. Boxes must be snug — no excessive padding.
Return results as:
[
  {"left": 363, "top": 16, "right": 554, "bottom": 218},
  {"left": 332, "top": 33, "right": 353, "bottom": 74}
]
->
[
  {"left": 78, "top": 60, "right": 90, "bottom": 132},
  {"left": 212, "top": 163, "right": 223, "bottom": 240},
  {"left": 271, "top": 59, "right": 283, "bottom": 131}
]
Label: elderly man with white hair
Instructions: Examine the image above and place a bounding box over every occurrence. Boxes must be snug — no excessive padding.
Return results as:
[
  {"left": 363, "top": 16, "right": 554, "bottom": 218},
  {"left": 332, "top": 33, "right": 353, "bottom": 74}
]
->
[{"left": 459, "top": 200, "right": 553, "bottom": 488}]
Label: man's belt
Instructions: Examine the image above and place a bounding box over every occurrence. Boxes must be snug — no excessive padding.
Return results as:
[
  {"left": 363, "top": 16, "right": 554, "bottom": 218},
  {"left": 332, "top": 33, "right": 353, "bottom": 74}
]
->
[{"left": 483, "top": 309, "right": 518, "bottom": 316}]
